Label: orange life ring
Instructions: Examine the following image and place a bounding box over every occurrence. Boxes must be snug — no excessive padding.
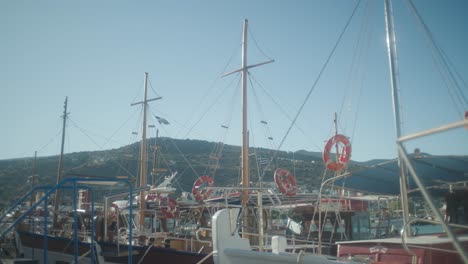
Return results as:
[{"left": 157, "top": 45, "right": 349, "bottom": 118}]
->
[
  {"left": 159, "top": 197, "right": 178, "bottom": 218},
  {"left": 274, "top": 168, "right": 297, "bottom": 196},
  {"left": 192, "top": 175, "right": 214, "bottom": 201},
  {"left": 322, "top": 134, "right": 352, "bottom": 171}
]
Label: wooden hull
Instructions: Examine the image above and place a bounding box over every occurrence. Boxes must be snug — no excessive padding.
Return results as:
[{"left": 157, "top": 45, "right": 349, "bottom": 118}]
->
[
  {"left": 18, "top": 230, "right": 214, "bottom": 264},
  {"left": 337, "top": 235, "right": 468, "bottom": 264}
]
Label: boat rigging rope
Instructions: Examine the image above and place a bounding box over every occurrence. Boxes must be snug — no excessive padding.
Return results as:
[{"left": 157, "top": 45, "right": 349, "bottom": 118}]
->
[
  {"left": 181, "top": 72, "right": 241, "bottom": 139},
  {"left": 249, "top": 71, "right": 322, "bottom": 153},
  {"left": 102, "top": 106, "right": 141, "bottom": 149},
  {"left": 149, "top": 111, "right": 201, "bottom": 181},
  {"left": 148, "top": 79, "right": 163, "bottom": 100},
  {"left": 405, "top": 0, "right": 468, "bottom": 116},
  {"left": 258, "top": 0, "right": 362, "bottom": 183},
  {"left": 68, "top": 118, "right": 102, "bottom": 149},
  {"left": 137, "top": 244, "right": 154, "bottom": 264},
  {"left": 340, "top": 0, "right": 373, "bottom": 144},
  {"left": 198, "top": 76, "right": 239, "bottom": 180},
  {"left": 181, "top": 45, "right": 242, "bottom": 139},
  {"left": 36, "top": 129, "right": 62, "bottom": 154},
  {"left": 248, "top": 27, "right": 275, "bottom": 62},
  {"left": 247, "top": 73, "right": 279, "bottom": 182},
  {"left": 248, "top": 73, "right": 276, "bottom": 150},
  {"left": 67, "top": 117, "right": 137, "bottom": 179}
]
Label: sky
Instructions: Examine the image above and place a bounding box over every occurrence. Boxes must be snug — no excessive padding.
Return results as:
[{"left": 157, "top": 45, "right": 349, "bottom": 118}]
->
[{"left": 1, "top": 0, "right": 467, "bottom": 162}]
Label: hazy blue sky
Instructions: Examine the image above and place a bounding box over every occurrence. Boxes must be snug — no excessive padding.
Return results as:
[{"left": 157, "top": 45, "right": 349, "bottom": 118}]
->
[{"left": 2, "top": 0, "right": 467, "bottom": 162}]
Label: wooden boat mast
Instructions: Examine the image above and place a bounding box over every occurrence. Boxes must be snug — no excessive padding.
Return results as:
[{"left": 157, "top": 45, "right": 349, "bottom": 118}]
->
[
  {"left": 53, "top": 96, "right": 68, "bottom": 226},
  {"left": 140, "top": 73, "right": 149, "bottom": 229},
  {"left": 131, "top": 72, "right": 161, "bottom": 231},
  {"left": 223, "top": 19, "right": 274, "bottom": 238}
]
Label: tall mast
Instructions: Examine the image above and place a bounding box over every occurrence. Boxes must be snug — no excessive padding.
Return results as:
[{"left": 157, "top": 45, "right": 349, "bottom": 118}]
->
[
  {"left": 222, "top": 19, "right": 274, "bottom": 239},
  {"left": 140, "top": 72, "right": 149, "bottom": 229},
  {"left": 240, "top": 19, "right": 250, "bottom": 238},
  {"left": 54, "top": 96, "right": 68, "bottom": 226},
  {"left": 131, "top": 72, "right": 161, "bottom": 231},
  {"left": 151, "top": 129, "right": 159, "bottom": 186},
  {"left": 30, "top": 151, "right": 38, "bottom": 207},
  {"left": 384, "top": 0, "right": 410, "bottom": 230}
]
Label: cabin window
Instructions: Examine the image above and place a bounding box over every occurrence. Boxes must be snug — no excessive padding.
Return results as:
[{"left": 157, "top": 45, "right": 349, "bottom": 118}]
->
[
  {"left": 351, "top": 212, "right": 370, "bottom": 240},
  {"left": 323, "top": 218, "right": 334, "bottom": 232}
]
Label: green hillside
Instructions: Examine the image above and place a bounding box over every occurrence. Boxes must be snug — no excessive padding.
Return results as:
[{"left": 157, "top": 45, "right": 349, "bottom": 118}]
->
[{"left": 0, "top": 137, "right": 363, "bottom": 210}]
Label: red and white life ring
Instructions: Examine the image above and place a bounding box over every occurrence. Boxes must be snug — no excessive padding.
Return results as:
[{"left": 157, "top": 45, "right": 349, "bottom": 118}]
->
[
  {"left": 159, "top": 197, "right": 178, "bottom": 219},
  {"left": 192, "top": 175, "right": 214, "bottom": 201},
  {"left": 274, "top": 168, "right": 297, "bottom": 196},
  {"left": 322, "top": 134, "right": 352, "bottom": 171}
]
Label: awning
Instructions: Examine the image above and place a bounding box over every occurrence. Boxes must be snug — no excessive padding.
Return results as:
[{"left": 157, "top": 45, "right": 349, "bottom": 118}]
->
[{"left": 334, "top": 154, "right": 468, "bottom": 195}]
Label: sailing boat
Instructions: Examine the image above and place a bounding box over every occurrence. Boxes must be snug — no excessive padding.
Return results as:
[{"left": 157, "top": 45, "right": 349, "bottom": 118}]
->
[
  {"left": 336, "top": 1, "right": 468, "bottom": 263},
  {"left": 5, "top": 74, "right": 216, "bottom": 264},
  {"left": 211, "top": 1, "right": 468, "bottom": 264},
  {"left": 208, "top": 19, "right": 367, "bottom": 264},
  {"left": 92, "top": 72, "right": 215, "bottom": 263}
]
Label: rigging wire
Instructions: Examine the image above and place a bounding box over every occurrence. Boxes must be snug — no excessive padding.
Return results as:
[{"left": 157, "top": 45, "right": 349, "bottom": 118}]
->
[
  {"left": 248, "top": 26, "right": 275, "bottom": 62},
  {"left": 247, "top": 73, "right": 279, "bottom": 183},
  {"left": 59, "top": 107, "right": 142, "bottom": 180},
  {"left": 149, "top": 108, "right": 201, "bottom": 181},
  {"left": 68, "top": 118, "right": 103, "bottom": 149},
  {"left": 248, "top": 73, "right": 276, "bottom": 150},
  {"left": 130, "top": 78, "right": 146, "bottom": 106},
  {"left": 338, "top": 0, "right": 372, "bottom": 138},
  {"left": 181, "top": 72, "right": 242, "bottom": 139},
  {"left": 249, "top": 73, "right": 323, "bottom": 153},
  {"left": 148, "top": 78, "right": 163, "bottom": 99},
  {"left": 259, "top": 0, "right": 362, "bottom": 182},
  {"left": 350, "top": 3, "right": 374, "bottom": 144},
  {"left": 101, "top": 106, "right": 142, "bottom": 149},
  {"left": 202, "top": 78, "right": 240, "bottom": 178},
  {"left": 180, "top": 44, "right": 242, "bottom": 139},
  {"left": 36, "top": 129, "right": 62, "bottom": 154},
  {"left": 405, "top": 0, "right": 468, "bottom": 116},
  {"left": 222, "top": 76, "right": 242, "bottom": 131}
]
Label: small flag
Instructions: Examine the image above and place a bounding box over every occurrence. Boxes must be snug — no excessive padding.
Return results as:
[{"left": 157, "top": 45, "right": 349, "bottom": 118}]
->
[{"left": 155, "top": 116, "right": 170, "bottom": 125}]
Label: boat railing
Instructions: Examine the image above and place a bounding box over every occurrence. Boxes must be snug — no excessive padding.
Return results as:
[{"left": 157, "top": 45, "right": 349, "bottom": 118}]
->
[
  {"left": 397, "top": 118, "right": 468, "bottom": 263},
  {"left": 217, "top": 228, "right": 324, "bottom": 253},
  {"left": 161, "top": 233, "right": 213, "bottom": 251},
  {"left": 1, "top": 176, "right": 134, "bottom": 264},
  {"left": 195, "top": 227, "right": 212, "bottom": 243},
  {"left": 204, "top": 187, "right": 282, "bottom": 207},
  {"left": 400, "top": 217, "right": 468, "bottom": 257}
]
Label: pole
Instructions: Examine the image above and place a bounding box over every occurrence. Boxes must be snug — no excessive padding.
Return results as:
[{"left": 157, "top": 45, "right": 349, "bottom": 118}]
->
[
  {"left": 384, "top": 0, "right": 410, "bottom": 234},
  {"left": 241, "top": 19, "right": 250, "bottom": 239},
  {"left": 30, "top": 151, "right": 37, "bottom": 207},
  {"left": 140, "top": 72, "right": 149, "bottom": 231},
  {"left": 54, "top": 97, "right": 68, "bottom": 226},
  {"left": 130, "top": 73, "right": 162, "bottom": 233}
]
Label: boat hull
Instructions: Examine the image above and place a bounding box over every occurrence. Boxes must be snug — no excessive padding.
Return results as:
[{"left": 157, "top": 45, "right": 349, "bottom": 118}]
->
[
  {"left": 337, "top": 235, "right": 468, "bottom": 264},
  {"left": 18, "top": 230, "right": 214, "bottom": 264}
]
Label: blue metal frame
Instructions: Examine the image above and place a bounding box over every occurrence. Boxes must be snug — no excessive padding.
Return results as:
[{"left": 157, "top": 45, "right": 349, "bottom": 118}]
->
[{"left": 1, "top": 176, "right": 133, "bottom": 264}]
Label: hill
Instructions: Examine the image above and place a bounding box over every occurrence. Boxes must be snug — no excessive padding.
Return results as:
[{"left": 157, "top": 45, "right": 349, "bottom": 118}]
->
[{"left": 0, "top": 137, "right": 368, "bottom": 210}]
